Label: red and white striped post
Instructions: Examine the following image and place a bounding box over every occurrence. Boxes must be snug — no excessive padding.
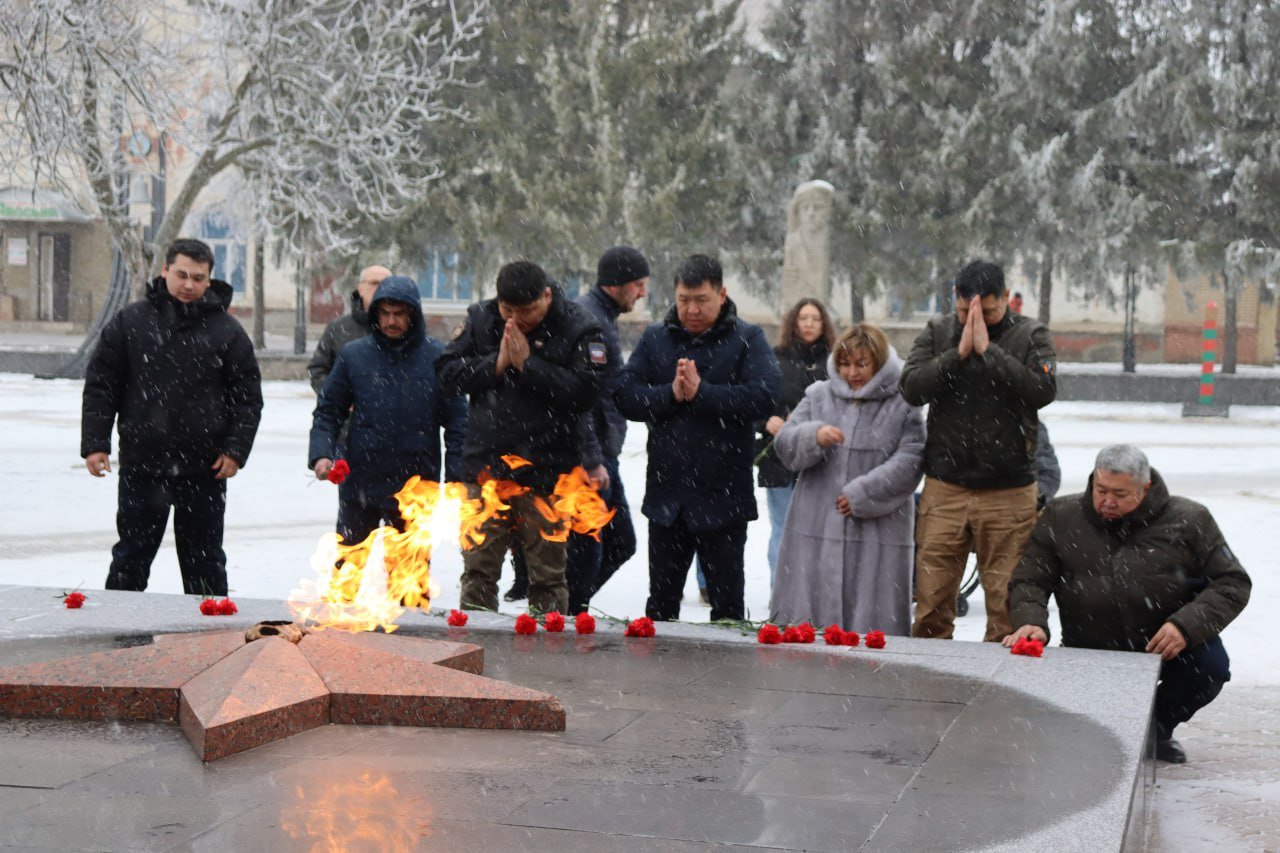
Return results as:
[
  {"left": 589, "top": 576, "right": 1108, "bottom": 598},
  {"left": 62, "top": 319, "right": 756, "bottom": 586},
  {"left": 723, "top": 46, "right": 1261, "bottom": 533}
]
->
[{"left": 1198, "top": 300, "right": 1218, "bottom": 405}]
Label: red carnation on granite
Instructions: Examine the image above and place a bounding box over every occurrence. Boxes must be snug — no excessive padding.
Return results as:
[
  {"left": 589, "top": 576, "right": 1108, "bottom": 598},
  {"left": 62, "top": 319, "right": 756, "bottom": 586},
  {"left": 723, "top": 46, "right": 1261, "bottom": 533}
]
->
[
  {"left": 574, "top": 612, "right": 596, "bottom": 635},
  {"left": 64, "top": 591, "right": 86, "bottom": 609},
  {"left": 865, "top": 630, "right": 886, "bottom": 649},
  {"left": 447, "top": 609, "right": 468, "bottom": 627},
  {"left": 624, "top": 617, "right": 655, "bottom": 638},
  {"left": 215, "top": 598, "right": 238, "bottom": 616},
  {"left": 781, "top": 625, "right": 804, "bottom": 643},
  {"left": 514, "top": 613, "right": 538, "bottom": 635},
  {"left": 757, "top": 623, "right": 783, "bottom": 645},
  {"left": 1011, "top": 637, "right": 1045, "bottom": 658},
  {"left": 795, "top": 622, "right": 817, "bottom": 644},
  {"left": 326, "top": 459, "right": 351, "bottom": 484},
  {"left": 822, "top": 624, "right": 844, "bottom": 645},
  {"left": 843, "top": 630, "right": 861, "bottom": 647},
  {"left": 199, "top": 598, "right": 220, "bottom": 616},
  {"left": 543, "top": 611, "right": 566, "bottom": 633}
]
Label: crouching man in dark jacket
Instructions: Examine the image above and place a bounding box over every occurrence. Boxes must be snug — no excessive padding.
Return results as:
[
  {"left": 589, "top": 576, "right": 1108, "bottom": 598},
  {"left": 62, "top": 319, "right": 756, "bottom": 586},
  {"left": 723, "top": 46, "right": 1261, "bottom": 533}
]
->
[
  {"left": 81, "top": 238, "right": 263, "bottom": 596},
  {"left": 1006, "top": 444, "right": 1251, "bottom": 764},
  {"left": 309, "top": 276, "right": 467, "bottom": 557},
  {"left": 617, "top": 254, "right": 780, "bottom": 622},
  {"left": 438, "top": 261, "right": 607, "bottom": 614}
]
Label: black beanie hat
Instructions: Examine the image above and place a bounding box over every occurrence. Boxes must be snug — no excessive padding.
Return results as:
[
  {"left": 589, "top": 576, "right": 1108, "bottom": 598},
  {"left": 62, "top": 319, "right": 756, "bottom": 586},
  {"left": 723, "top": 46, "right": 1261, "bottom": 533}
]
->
[{"left": 596, "top": 246, "right": 650, "bottom": 288}]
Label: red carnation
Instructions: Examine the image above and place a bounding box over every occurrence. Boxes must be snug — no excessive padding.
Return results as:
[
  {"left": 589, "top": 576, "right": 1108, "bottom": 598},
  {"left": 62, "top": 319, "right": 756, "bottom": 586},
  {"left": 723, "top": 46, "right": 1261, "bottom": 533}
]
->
[
  {"left": 64, "top": 591, "right": 86, "bottom": 609},
  {"left": 543, "top": 611, "right": 566, "bottom": 633},
  {"left": 514, "top": 613, "right": 538, "bottom": 635},
  {"left": 326, "top": 459, "right": 351, "bottom": 484},
  {"left": 822, "top": 624, "right": 844, "bottom": 645},
  {"left": 757, "top": 623, "right": 783, "bottom": 644},
  {"left": 865, "top": 630, "right": 886, "bottom": 649},
  {"left": 447, "top": 609, "right": 468, "bottom": 627},
  {"left": 1011, "top": 637, "right": 1045, "bottom": 658},
  {"left": 624, "top": 617, "right": 655, "bottom": 638},
  {"left": 215, "top": 598, "right": 238, "bottom": 615},
  {"left": 843, "top": 630, "right": 861, "bottom": 647},
  {"left": 781, "top": 625, "right": 803, "bottom": 643},
  {"left": 796, "top": 622, "right": 817, "bottom": 644},
  {"left": 574, "top": 612, "right": 596, "bottom": 634},
  {"left": 199, "top": 598, "right": 220, "bottom": 616}
]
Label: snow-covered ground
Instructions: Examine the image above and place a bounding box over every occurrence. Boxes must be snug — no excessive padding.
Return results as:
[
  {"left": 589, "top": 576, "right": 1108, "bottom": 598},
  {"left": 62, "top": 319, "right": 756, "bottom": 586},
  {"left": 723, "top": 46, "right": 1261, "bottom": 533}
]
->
[{"left": 1, "top": 373, "right": 1276, "bottom": 685}]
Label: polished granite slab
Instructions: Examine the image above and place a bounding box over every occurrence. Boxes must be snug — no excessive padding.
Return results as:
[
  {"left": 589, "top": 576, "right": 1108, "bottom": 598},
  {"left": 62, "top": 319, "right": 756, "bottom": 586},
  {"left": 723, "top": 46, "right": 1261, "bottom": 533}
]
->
[{"left": 0, "top": 585, "right": 1158, "bottom": 851}]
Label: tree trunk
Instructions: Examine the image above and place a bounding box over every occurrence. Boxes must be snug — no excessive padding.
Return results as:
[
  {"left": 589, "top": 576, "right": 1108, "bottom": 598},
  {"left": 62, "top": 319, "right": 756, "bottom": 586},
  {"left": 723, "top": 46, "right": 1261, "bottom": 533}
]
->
[
  {"left": 252, "top": 234, "right": 266, "bottom": 349},
  {"left": 1221, "top": 268, "right": 1238, "bottom": 374},
  {"left": 849, "top": 281, "right": 865, "bottom": 323},
  {"left": 1122, "top": 263, "right": 1137, "bottom": 373},
  {"left": 1037, "top": 246, "right": 1054, "bottom": 326}
]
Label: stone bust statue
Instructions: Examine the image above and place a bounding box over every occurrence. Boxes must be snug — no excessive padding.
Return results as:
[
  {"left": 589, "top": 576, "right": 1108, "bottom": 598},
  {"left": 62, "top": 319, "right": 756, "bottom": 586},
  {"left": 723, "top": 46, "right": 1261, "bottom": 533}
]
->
[{"left": 781, "top": 180, "right": 835, "bottom": 308}]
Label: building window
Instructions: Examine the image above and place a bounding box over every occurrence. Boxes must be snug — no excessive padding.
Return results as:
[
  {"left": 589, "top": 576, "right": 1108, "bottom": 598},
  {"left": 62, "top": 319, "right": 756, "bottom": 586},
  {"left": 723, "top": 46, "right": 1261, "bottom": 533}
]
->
[
  {"left": 415, "top": 250, "right": 472, "bottom": 302},
  {"left": 196, "top": 213, "right": 247, "bottom": 294}
]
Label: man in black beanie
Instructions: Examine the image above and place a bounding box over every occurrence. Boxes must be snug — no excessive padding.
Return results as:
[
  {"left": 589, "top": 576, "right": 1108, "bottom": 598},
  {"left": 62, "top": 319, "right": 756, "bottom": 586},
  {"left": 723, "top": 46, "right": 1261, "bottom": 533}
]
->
[
  {"left": 438, "top": 260, "right": 607, "bottom": 614},
  {"left": 900, "top": 259, "right": 1057, "bottom": 643},
  {"left": 566, "top": 246, "right": 650, "bottom": 611}
]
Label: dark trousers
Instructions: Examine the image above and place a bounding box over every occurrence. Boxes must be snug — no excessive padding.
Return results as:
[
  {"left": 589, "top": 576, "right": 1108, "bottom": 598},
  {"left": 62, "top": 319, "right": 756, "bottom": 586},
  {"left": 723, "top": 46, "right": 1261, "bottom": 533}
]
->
[
  {"left": 106, "top": 469, "right": 228, "bottom": 596},
  {"left": 647, "top": 516, "right": 747, "bottom": 622},
  {"left": 565, "top": 455, "right": 636, "bottom": 613},
  {"left": 1154, "top": 636, "right": 1231, "bottom": 741},
  {"left": 336, "top": 488, "right": 405, "bottom": 546}
]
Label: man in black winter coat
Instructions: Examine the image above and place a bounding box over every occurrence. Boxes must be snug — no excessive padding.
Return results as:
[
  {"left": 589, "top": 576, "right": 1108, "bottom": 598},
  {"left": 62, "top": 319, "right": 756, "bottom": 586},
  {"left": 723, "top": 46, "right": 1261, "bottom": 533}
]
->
[
  {"left": 900, "top": 259, "right": 1057, "bottom": 642},
  {"left": 81, "top": 238, "right": 263, "bottom": 596},
  {"left": 617, "top": 254, "right": 781, "bottom": 622},
  {"left": 565, "top": 245, "right": 648, "bottom": 612},
  {"left": 438, "top": 261, "right": 607, "bottom": 614},
  {"left": 307, "top": 264, "right": 391, "bottom": 393},
  {"left": 309, "top": 276, "right": 467, "bottom": 557}
]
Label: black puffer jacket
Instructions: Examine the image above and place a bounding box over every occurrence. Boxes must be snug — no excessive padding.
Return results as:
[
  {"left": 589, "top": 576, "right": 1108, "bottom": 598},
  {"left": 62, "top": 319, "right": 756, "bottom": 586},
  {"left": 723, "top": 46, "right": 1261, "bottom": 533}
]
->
[
  {"left": 81, "top": 277, "right": 263, "bottom": 476},
  {"left": 900, "top": 310, "right": 1056, "bottom": 489},
  {"left": 307, "top": 290, "right": 371, "bottom": 393},
  {"left": 437, "top": 286, "right": 606, "bottom": 492},
  {"left": 757, "top": 340, "right": 828, "bottom": 488},
  {"left": 1008, "top": 470, "right": 1251, "bottom": 651}
]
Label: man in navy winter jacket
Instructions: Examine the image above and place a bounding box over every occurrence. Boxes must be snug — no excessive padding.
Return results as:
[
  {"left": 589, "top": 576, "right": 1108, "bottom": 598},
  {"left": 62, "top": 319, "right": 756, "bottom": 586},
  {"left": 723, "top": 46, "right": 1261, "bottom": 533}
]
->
[
  {"left": 616, "top": 254, "right": 780, "bottom": 622},
  {"left": 309, "top": 276, "right": 467, "bottom": 552}
]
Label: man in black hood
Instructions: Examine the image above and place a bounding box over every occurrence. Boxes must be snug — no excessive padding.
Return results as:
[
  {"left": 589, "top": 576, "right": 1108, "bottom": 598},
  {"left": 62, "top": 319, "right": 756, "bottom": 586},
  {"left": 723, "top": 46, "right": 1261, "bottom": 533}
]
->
[
  {"left": 309, "top": 276, "right": 467, "bottom": 558},
  {"left": 81, "top": 238, "right": 263, "bottom": 596}
]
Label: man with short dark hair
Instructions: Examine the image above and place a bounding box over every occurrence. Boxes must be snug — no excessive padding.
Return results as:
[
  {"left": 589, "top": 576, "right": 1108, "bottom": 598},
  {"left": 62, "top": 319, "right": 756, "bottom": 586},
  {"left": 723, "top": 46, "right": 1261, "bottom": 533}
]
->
[
  {"left": 438, "top": 260, "right": 607, "bottom": 614},
  {"left": 567, "top": 245, "right": 648, "bottom": 612},
  {"left": 308, "top": 264, "right": 392, "bottom": 393},
  {"left": 617, "top": 254, "right": 780, "bottom": 622},
  {"left": 901, "top": 258, "right": 1057, "bottom": 642},
  {"left": 1006, "top": 445, "right": 1250, "bottom": 763},
  {"left": 309, "top": 276, "right": 466, "bottom": 565},
  {"left": 81, "top": 238, "right": 263, "bottom": 595}
]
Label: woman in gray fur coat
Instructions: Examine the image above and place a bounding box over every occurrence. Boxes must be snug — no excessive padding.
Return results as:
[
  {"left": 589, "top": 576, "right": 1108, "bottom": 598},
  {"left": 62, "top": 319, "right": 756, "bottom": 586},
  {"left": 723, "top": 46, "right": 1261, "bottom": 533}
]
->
[{"left": 769, "top": 323, "right": 926, "bottom": 634}]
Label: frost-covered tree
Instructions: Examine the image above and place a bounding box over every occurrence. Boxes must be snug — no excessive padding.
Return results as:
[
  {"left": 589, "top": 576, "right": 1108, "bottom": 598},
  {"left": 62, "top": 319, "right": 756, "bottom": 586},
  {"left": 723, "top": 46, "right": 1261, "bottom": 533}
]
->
[
  {"left": 0, "top": 0, "right": 487, "bottom": 295},
  {"left": 386, "top": 0, "right": 749, "bottom": 310}
]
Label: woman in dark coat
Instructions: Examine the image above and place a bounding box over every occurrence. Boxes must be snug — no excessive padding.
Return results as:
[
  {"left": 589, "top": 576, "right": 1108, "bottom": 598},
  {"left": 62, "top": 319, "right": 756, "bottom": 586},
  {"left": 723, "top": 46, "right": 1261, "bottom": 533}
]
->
[{"left": 756, "top": 298, "right": 837, "bottom": 585}]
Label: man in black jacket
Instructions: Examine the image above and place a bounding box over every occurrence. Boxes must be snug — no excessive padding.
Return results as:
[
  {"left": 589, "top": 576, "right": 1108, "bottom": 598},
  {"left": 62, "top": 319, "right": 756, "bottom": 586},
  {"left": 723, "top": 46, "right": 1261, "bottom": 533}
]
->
[
  {"left": 307, "top": 264, "right": 391, "bottom": 393},
  {"left": 566, "top": 245, "right": 648, "bottom": 612},
  {"left": 438, "top": 261, "right": 606, "bottom": 614},
  {"left": 901, "top": 259, "right": 1057, "bottom": 642},
  {"left": 617, "top": 254, "right": 780, "bottom": 622},
  {"left": 81, "top": 238, "right": 263, "bottom": 596}
]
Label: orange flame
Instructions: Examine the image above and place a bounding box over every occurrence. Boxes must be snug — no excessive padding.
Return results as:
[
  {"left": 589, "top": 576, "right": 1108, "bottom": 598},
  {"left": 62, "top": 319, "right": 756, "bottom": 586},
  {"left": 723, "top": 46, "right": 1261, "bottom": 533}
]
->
[
  {"left": 289, "top": 466, "right": 615, "bottom": 633},
  {"left": 281, "top": 770, "right": 427, "bottom": 852}
]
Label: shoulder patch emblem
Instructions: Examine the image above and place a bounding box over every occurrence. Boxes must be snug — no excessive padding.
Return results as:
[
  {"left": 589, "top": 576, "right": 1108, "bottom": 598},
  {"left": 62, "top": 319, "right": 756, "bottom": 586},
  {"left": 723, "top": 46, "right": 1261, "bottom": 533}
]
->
[{"left": 588, "top": 341, "right": 608, "bottom": 365}]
